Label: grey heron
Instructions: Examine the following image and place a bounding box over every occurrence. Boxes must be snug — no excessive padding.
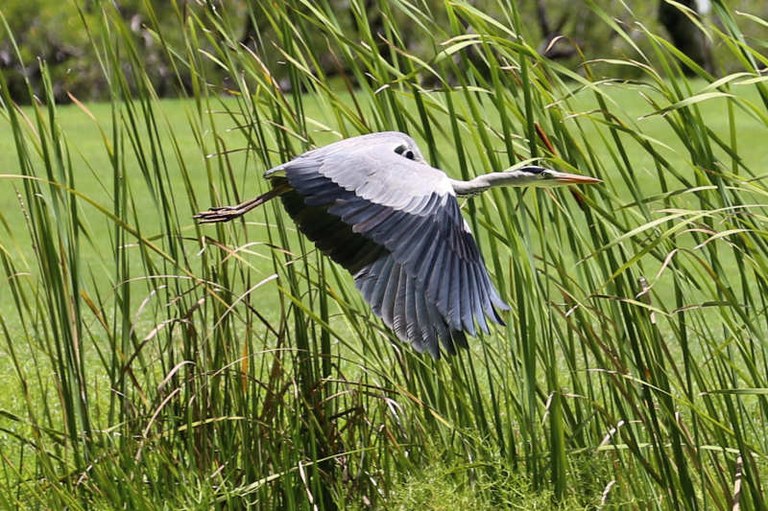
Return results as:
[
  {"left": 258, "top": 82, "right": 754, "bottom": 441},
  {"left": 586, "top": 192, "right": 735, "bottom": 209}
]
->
[{"left": 195, "top": 131, "right": 600, "bottom": 358}]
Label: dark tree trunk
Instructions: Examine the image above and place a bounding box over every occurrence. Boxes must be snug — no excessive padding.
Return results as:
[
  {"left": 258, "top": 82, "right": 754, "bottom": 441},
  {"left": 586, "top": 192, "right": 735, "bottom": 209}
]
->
[
  {"left": 533, "top": 0, "right": 578, "bottom": 60},
  {"left": 658, "top": 0, "right": 714, "bottom": 75}
]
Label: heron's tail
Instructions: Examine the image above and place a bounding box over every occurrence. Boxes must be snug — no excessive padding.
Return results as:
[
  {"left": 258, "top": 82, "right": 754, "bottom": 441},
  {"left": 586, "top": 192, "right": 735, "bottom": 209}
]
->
[{"left": 194, "top": 182, "right": 291, "bottom": 223}]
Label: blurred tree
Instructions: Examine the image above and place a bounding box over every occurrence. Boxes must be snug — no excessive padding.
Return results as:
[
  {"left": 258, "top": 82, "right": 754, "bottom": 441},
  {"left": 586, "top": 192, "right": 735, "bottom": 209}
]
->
[
  {"left": 0, "top": 0, "right": 101, "bottom": 102},
  {"left": 1, "top": 0, "right": 766, "bottom": 103},
  {"left": 0, "top": 0, "right": 225, "bottom": 103}
]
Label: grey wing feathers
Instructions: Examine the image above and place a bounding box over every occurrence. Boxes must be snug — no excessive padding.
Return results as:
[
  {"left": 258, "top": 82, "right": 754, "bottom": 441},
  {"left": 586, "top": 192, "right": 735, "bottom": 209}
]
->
[
  {"left": 355, "top": 256, "right": 467, "bottom": 357},
  {"left": 271, "top": 132, "right": 508, "bottom": 357}
]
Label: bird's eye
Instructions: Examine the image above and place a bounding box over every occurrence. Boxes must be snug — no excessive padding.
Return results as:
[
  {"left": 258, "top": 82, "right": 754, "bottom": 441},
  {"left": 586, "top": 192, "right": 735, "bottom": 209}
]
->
[{"left": 394, "top": 144, "right": 416, "bottom": 160}]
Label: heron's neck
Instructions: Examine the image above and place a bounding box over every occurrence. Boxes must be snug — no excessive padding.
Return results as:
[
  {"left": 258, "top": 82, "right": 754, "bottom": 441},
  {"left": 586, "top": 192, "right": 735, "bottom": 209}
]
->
[{"left": 450, "top": 170, "right": 538, "bottom": 197}]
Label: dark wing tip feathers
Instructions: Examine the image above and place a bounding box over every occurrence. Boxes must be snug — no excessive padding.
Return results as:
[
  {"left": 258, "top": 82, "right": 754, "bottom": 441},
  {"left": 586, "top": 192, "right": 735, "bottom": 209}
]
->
[{"left": 354, "top": 256, "right": 478, "bottom": 359}]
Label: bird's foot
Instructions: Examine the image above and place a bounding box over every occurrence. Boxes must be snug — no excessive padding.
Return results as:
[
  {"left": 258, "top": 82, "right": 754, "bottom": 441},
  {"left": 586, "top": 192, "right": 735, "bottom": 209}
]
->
[{"left": 193, "top": 206, "right": 242, "bottom": 224}]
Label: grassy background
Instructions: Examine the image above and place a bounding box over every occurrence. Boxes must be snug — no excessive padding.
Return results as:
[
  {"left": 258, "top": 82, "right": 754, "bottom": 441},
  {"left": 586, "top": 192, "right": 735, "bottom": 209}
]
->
[
  {"left": 2, "top": 1, "right": 768, "bottom": 509},
  {"left": 3, "top": 85, "right": 765, "bottom": 321}
]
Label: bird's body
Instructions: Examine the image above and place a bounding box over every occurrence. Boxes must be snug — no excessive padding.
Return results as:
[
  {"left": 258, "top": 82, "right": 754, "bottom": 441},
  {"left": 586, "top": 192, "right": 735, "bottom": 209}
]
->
[{"left": 196, "top": 132, "right": 600, "bottom": 357}]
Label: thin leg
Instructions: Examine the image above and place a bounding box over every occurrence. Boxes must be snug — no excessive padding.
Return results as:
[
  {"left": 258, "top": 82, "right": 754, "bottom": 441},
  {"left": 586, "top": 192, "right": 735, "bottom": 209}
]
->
[{"left": 194, "top": 183, "right": 291, "bottom": 223}]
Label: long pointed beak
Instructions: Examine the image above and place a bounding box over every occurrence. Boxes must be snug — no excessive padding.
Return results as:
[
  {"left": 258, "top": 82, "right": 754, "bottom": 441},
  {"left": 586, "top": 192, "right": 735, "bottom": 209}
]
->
[{"left": 550, "top": 170, "right": 602, "bottom": 185}]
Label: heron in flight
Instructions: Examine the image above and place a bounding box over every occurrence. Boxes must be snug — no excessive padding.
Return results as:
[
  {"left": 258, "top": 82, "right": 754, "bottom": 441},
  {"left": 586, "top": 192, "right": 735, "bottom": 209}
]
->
[{"left": 195, "top": 131, "right": 600, "bottom": 358}]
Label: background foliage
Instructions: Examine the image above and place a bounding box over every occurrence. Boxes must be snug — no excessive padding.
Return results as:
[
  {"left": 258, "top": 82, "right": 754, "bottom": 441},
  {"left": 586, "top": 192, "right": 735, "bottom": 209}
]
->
[
  {"left": 2, "top": 0, "right": 768, "bottom": 509},
  {"left": 3, "top": 0, "right": 768, "bottom": 103}
]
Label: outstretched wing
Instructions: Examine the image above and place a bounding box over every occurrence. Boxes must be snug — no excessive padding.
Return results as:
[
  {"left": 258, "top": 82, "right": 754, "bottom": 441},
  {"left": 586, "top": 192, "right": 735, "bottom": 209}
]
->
[{"left": 270, "top": 132, "right": 509, "bottom": 357}]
